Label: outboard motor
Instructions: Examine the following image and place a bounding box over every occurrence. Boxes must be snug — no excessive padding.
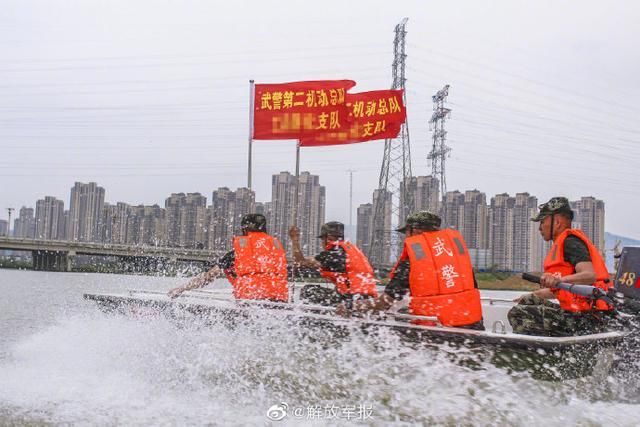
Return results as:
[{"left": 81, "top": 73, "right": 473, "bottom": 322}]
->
[{"left": 612, "top": 246, "right": 640, "bottom": 316}]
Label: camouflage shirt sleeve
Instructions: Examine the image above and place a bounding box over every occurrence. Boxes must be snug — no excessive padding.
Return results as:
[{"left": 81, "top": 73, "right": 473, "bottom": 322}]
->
[
  {"left": 563, "top": 235, "right": 591, "bottom": 266},
  {"left": 315, "top": 246, "right": 347, "bottom": 272},
  {"left": 384, "top": 259, "right": 411, "bottom": 300},
  {"left": 216, "top": 250, "right": 235, "bottom": 270}
]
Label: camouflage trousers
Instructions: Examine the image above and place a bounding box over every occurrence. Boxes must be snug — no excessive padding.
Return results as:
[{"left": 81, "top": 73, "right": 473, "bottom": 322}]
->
[
  {"left": 508, "top": 294, "right": 611, "bottom": 337},
  {"left": 300, "top": 284, "right": 345, "bottom": 306},
  {"left": 300, "top": 284, "right": 374, "bottom": 308}
]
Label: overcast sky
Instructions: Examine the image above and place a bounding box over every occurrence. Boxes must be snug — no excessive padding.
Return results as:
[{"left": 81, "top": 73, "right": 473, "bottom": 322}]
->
[{"left": 1, "top": 0, "right": 639, "bottom": 239}]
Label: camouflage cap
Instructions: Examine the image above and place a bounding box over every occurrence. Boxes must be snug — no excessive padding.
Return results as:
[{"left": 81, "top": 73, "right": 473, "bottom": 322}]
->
[
  {"left": 317, "top": 221, "right": 344, "bottom": 238},
  {"left": 396, "top": 211, "right": 442, "bottom": 233},
  {"left": 530, "top": 196, "right": 574, "bottom": 222},
  {"left": 240, "top": 213, "right": 267, "bottom": 232}
]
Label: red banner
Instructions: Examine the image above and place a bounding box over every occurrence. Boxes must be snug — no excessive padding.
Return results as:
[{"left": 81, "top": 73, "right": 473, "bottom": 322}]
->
[
  {"left": 253, "top": 80, "right": 357, "bottom": 140},
  {"left": 299, "top": 89, "right": 406, "bottom": 147}
]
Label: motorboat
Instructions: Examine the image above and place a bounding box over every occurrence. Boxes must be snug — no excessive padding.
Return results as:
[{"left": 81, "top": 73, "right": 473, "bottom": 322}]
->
[{"left": 83, "top": 246, "right": 640, "bottom": 380}]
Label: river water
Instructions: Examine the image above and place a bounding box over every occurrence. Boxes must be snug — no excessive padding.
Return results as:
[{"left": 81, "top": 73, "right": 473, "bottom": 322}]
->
[{"left": 1, "top": 269, "right": 639, "bottom": 426}]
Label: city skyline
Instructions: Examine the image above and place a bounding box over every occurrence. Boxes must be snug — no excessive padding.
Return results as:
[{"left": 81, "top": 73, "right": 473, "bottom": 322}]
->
[
  {"left": 7, "top": 173, "right": 327, "bottom": 257},
  {"left": 356, "top": 183, "right": 604, "bottom": 271},
  {"left": 6, "top": 176, "right": 608, "bottom": 272}
]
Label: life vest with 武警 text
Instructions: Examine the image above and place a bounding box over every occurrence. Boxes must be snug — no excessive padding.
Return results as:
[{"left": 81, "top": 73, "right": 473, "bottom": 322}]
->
[{"left": 390, "top": 229, "right": 482, "bottom": 327}]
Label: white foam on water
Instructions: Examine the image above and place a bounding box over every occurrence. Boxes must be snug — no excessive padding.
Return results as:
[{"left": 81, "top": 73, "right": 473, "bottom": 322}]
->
[{"left": 1, "top": 308, "right": 640, "bottom": 426}]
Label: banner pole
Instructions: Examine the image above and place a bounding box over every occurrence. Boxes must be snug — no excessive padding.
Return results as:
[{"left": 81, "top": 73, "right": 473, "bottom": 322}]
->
[
  {"left": 293, "top": 142, "right": 301, "bottom": 227},
  {"left": 247, "top": 79, "right": 255, "bottom": 190},
  {"left": 290, "top": 141, "right": 301, "bottom": 280}
]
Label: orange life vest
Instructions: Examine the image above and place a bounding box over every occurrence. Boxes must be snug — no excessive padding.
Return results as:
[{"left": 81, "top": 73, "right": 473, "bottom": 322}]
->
[
  {"left": 544, "top": 228, "right": 612, "bottom": 312},
  {"left": 391, "top": 229, "right": 482, "bottom": 327},
  {"left": 319, "top": 240, "right": 378, "bottom": 297},
  {"left": 226, "top": 231, "right": 288, "bottom": 302}
]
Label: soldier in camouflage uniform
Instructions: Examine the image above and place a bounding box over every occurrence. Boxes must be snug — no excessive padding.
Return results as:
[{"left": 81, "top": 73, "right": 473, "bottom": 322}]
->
[
  {"left": 508, "top": 197, "right": 613, "bottom": 336},
  {"left": 337, "top": 211, "right": 485, "bottom": 330},
  {"left": 289, "top": 221, "right": 378, "bottom": 307}
]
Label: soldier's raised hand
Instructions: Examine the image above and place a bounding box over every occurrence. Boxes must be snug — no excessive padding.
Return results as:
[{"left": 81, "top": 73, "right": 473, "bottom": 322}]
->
[{"left": 289, "top": 225, "right": 300, "bottom": 240}]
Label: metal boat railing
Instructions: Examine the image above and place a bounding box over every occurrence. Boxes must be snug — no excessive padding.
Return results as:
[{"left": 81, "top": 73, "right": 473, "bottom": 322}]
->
[{"left": 126, "top": 288, "right": 442, "bottom": 325}]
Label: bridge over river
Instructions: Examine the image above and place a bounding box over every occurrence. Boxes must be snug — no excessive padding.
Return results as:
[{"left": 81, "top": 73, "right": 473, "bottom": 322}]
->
[{"left": 0, "top": 237, "right": 221, "bottom": 272}]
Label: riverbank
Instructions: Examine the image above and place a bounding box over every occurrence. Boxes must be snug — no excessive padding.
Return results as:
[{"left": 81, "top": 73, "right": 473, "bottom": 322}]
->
[
  {"left": 476, "top": 275, "right": 539, "bottom": 291},
  {"left": 0, "top": 259, "right": 32, "bottom": 270}
]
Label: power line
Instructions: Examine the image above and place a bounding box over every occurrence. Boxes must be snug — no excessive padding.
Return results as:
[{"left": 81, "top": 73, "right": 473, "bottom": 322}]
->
[{"left": 407, "top": 41, "right": 640, "bottom": 117}]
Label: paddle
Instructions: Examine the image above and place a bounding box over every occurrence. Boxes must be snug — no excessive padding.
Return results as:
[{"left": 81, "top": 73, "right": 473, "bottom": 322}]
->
[{"left": 521, "top": 273, "right": 614, "bottom": 307}]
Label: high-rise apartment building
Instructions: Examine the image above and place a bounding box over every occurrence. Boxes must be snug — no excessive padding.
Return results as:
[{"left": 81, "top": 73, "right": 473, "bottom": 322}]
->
[
  {"left": 394, "top": 176, "right": 440, "bottom": 261},
  {"left": 145, "top": 204, "right": 167, "bottom": 246},
  {"left": 125, "top": 204, "right": 166, "bottom": 246},
  {"left": 489, "top": 193, "right": 515, "bottom": 270},
  {"left": 0, "top": 220, "right": 7, "bottom": 237},
  {"left": 13, "top": 207, "right": 36, "bottom": 239},
  {"left": 165, "top": 194, "right": 182, "bottom": 246},
  {"left": 67, "top": 182, "right": 105, "bottom": 242},
  {"left": 208, "top": 187, "right": 235, "bottom": 251},
  {"left": 207, "top": 187, "right": 256, "bottom": 251},
  {"left": 101, "top": 202, "right": 131, "bottom": 244},
  {"left": 165, "top": 193, "right": 207, "bottom": 248},
  {"left": 254, "top": 201, "right": 267, "bottom": 218},
  {"left": 462, "top": 190, "right": 488, "bottom": 250},
  {"left": 268, "top": 171, "right": 325, "bottom": 255},
  {"left": 442, "top": 190, "right": 465, "bottom": 231},
  {"left": 512, "top": 193, "right": 539, "bottom": 272},
  {"left": 269, "top": 172, "right": 296, "bottom": 252},
  {"left": 571, "top": 196, "right": 605, "bottom": 255},
  {"left": 368, "top": 188, "right": 393, "bottom": 265},
  {"left": 297, "top": 172, "right": 326, "bottom": 255},
  {"left": 356, "top": 203, "right": 374, "bottom": 256},
  {"left": 35, "top": 196, "right": 65, "bottom": 240},
  {"left": 62, "top": 211, "right": 69, "bottom": 239},
  {"left": 234, "top": 188, "right": 256, "bottom": 221},
  {"left": 406, "top": 175, "right": 440, "bottom": 214},
  {"left": 261, "top": 202, "right": 272, "bottom": 228}
]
